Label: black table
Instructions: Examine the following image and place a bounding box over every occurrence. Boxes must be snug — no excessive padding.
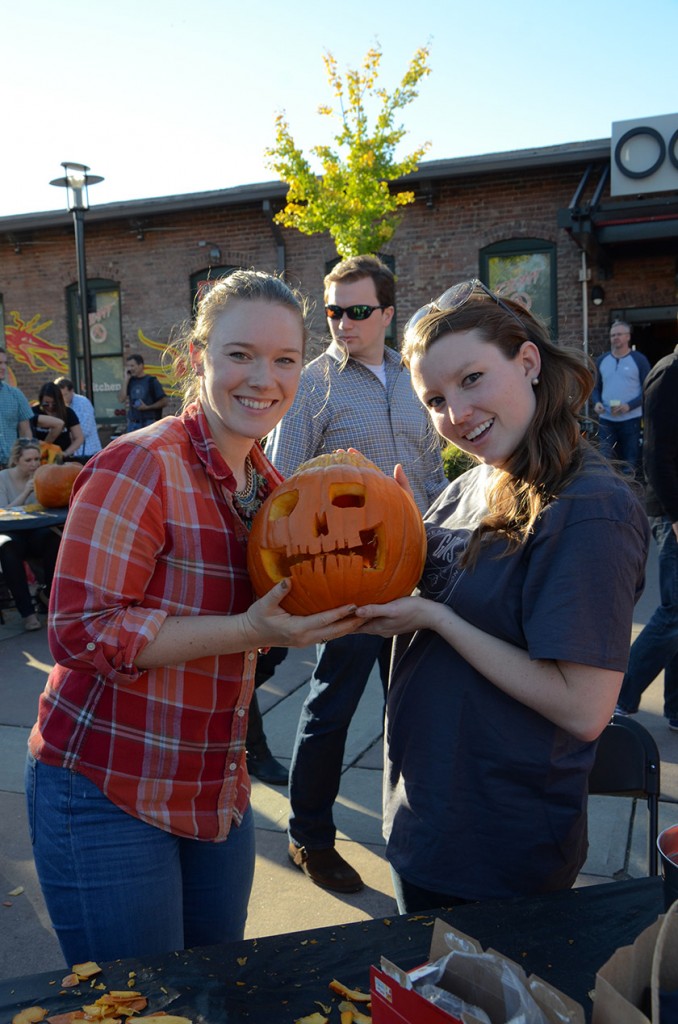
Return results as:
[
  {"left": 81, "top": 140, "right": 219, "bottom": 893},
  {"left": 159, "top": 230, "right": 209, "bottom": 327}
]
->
[
  {"left": 0, "top": 506, "right": 67, "bottom": 532},
  {"left": 0, "top": 878, "right": 663, "bottom": 1024}
]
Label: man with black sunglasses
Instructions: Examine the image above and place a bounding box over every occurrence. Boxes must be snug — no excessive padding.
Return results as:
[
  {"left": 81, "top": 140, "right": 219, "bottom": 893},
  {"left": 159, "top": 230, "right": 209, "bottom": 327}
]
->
[{"left": 266, "top": 255, "right": 446, "bottom": 894}]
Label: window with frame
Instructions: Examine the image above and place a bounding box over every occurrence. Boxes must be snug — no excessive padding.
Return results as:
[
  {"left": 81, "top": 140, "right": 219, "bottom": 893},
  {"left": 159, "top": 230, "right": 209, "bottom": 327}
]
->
[
  {"left": 190, "top": 266, "right": 239, "bottom": 312},
  {"left": 480, "top": 239, "right": 557, "bottom": 337}
]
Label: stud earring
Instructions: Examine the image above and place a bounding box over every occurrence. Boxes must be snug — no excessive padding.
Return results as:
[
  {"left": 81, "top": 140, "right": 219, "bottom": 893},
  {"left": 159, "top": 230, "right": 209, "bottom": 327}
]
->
[{"left": 531, "top": 377, "right": 539, "bottom": 386}]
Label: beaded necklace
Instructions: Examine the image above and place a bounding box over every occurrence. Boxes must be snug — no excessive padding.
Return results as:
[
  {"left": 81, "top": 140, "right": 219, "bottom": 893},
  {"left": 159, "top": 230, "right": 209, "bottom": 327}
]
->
[{"left": 232, "top": 456, "right": 268, "bottom": 529}]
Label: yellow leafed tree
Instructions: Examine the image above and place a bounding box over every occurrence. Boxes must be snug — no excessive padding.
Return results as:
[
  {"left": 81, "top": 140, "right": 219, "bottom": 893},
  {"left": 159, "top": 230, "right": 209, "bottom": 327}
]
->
[{"left": 265, "top": 44, "right": 431, "bottom": 258}]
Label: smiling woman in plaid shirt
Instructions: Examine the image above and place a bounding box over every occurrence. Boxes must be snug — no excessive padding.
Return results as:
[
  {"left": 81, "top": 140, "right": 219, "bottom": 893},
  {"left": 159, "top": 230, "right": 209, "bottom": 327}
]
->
[{"left": 25, "top": 270, "right": 361, "bottom": 966}]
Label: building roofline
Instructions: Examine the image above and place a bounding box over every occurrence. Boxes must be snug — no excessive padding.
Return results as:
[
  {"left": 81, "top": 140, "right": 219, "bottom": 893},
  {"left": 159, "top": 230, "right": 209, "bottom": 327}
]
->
[{"left": 0, "top": 138, "right": 612, "bottom": 234}]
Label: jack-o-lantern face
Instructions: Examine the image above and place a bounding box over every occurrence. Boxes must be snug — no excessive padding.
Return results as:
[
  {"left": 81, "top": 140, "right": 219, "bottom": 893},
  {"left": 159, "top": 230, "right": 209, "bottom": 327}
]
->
[{"left": 247, "top": 450, "right": 427, "bottom": 614}]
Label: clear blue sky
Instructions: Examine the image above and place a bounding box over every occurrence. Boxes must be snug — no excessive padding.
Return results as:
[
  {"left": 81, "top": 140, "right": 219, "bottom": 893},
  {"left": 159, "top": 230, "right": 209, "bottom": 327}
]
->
[{"left": 1, "top": 0, "right": 675, "bottom": 217}]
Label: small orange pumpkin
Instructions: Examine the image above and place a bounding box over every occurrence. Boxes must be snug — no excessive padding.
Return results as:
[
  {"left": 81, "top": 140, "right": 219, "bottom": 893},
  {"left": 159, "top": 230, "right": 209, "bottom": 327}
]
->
[
  {"left": 247, "top": 450, "right": 427, "bottom": 615},
  {"left": 39, "top": 441, "right": 64, "bottom": 465},
  {"left": 34, "top": 462, "right": 82, "bottom": 508}
]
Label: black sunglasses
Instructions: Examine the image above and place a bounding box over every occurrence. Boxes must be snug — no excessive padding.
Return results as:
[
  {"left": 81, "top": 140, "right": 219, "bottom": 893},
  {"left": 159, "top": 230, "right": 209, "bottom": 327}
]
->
[
  {"left": 405, "top": 279, "right": 531, "bottom": 339},
  {"left": 325, "top": 304, "right": 387, "bottom": 321}
]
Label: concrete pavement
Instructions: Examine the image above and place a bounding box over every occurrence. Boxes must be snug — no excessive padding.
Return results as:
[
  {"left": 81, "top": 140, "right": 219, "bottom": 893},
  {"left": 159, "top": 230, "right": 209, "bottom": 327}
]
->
[{"left": 1, "top": 537, "right": 677, "bottom": 982}]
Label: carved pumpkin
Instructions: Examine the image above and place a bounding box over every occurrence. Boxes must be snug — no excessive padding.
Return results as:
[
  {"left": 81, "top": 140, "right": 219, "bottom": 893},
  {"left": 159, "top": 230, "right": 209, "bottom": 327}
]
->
[
  {"left": 39, "top": 442, "right": 64, "bottom": 465},
  {"left": 34, "top": 462, "right": 82, "bottom": 508},
  {"left": 247, "top": 450, "right": 427, "bottom": 615}
]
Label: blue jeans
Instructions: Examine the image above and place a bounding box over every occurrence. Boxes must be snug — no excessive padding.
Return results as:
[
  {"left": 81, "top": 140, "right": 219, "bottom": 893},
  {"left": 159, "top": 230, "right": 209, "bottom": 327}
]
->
[
  {"left": 617, "top": 517, "right": 678, "bottom": 718},
  {"left": 25, "top": 755, "right": 255, "bottom": 966},
  {"left": 288, "top": 633, "right": 391, "bottom": 849},
  {"left": 597, "top": 416, "right": 642, "bottom": 473}
]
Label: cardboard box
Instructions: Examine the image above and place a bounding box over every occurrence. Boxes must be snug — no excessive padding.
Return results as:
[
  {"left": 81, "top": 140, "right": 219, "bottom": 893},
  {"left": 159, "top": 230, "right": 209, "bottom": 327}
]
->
[{"left": 370, "top": 918, "right": 584, "bottom": 1024}]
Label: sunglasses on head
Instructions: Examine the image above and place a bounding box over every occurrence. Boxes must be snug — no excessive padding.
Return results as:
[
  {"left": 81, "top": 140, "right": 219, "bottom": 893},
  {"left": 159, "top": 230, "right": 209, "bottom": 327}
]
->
[
  {"left": 406, "top": 278, "right": 531, "bottom": 339},
  {"left": 325, "top": 304, "right": 387, "bottom": 321}
]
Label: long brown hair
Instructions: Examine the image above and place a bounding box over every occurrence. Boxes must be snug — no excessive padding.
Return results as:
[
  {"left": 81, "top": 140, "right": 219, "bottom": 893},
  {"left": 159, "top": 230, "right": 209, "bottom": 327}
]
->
[{"left": 403, "top": 295, "right": 596, "bottom": 566}]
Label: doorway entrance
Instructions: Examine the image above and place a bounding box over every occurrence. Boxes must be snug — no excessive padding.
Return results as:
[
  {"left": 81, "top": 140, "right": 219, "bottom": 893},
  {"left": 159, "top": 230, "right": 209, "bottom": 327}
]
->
[{"left": 612, "top": 305, "right": 678, "bottom": 367}]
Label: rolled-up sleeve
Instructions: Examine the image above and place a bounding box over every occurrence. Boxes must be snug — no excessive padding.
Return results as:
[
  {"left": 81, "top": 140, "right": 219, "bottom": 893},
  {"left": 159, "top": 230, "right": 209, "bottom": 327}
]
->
[{"left": 49, "top": 443, "right": 169, "bottom": 684}]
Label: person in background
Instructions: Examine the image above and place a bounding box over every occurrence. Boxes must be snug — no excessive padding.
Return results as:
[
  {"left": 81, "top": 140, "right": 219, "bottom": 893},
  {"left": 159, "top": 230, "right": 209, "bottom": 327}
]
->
[
  {"left": 355, "top": 280, "right": 648, "bottom": 913},
  {"left": 0, "top": 439, "right": 61, "bottom": 631},
  {"left": 31, "top": 383, "right": 84, "bottom": 458},
  {"left": 118, "top": 354, "right": 169, "bottom": 431},
  {"left": 245, "top": 647, "right": 290, "bottom": 785},
  {"left": 54, "top": 377, "right": 102, "bottom": 461},
  {"left": 0, "top": 350, "right": 33, "bottom": 469},
  {"left": 266, "top": 255, "right": 447, "bottom": 894},
  {"left": 591, "top": 320, "right": 650, "bottom": 475},
  {"left": 25, "top": 270, "right": 360, "bottom": 967},
  {"left": 616, "top": 343, "right": 678, "bottom": 729}
]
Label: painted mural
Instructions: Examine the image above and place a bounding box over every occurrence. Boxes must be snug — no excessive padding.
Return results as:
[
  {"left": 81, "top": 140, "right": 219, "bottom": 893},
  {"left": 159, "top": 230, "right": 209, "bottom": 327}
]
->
[
  {"left": 5, "top": 311, "right": 69, "bottom": 386},
  {"left": 3, "top": 312, "right": 177, "bottom": 396}
]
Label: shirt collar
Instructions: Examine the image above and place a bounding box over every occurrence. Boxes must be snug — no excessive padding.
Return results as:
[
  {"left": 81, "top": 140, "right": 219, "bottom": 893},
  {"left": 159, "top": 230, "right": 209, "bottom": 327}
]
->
[
  {"left": 325, "top": 340, "right": 401, "bottom": 369},
  {"left": 180, "top": 402, "right": 276, "bottom": 491}
]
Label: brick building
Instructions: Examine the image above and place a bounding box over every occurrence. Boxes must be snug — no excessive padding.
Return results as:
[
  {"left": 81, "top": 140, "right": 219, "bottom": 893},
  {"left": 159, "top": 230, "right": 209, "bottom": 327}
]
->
[{"left": 0, "top": 123, "right": 676, "bottom": 441}]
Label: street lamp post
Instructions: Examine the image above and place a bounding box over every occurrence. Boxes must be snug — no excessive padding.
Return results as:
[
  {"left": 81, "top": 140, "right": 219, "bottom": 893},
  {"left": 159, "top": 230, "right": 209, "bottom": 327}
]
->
[{"left": 50, "top": 162, "right": 103, "bottom": 404}]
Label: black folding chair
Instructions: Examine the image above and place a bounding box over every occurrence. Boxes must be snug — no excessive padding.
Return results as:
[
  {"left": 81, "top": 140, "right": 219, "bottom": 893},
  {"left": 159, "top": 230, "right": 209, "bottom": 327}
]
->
[{"left": 588, "top": 714, "right": 661, "bottom": 875}]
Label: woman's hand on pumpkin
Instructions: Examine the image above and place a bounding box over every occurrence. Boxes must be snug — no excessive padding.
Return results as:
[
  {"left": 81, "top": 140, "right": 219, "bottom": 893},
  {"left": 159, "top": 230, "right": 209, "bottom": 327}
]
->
[
  {"left": 354, "top": 595, "right": 438, "bottom": 637},
  {"left": 242, "top": 580, "right": 361, "bottom": 649}
]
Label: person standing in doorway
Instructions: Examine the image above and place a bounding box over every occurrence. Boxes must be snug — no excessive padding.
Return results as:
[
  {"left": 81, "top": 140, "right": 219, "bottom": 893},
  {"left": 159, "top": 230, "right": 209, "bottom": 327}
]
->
[
  {"left": 591, "top": 320, "right": 650, "bottom": 474},
  {"left": 118, "top": 354, "right": 169, "bottom": 432},
  {"left": 266, "top": 255, "right": 447, "bottom": 893}
]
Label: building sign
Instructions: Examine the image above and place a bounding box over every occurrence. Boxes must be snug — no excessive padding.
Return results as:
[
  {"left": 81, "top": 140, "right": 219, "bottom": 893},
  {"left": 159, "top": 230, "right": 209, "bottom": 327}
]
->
[{"left": 610, "top": 113, "right": 678, "bottom": 197}]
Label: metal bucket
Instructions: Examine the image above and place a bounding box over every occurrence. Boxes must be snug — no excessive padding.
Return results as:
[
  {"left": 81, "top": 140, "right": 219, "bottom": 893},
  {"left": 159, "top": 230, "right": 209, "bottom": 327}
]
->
[{"left": 657, "top": 824, "right": 678, "bottom": 911}]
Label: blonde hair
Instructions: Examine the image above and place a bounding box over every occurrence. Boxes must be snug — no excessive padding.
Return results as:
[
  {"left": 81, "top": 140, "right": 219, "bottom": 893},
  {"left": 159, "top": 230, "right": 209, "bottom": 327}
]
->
[
  {"left": 165, "top": 270, "right": 309, "bottom": 408},
  {"left": 9, "top": 439, "right": 41, "bottom": 467},
  {"left": 404, "top": 296, "right": 596, "bottom": 567}
]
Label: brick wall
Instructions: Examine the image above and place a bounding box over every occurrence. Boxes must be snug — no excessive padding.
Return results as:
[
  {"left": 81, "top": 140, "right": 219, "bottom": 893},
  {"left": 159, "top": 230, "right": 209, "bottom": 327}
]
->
[{"left": 1, "top": 158, "right": 675, "bottom": 405}]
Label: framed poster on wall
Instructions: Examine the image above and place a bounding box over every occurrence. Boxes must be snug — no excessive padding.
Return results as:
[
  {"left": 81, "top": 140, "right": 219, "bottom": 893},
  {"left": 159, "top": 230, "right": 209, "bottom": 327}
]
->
[{"left": 480, "top": 239, "right": 557, "bottom": 336}]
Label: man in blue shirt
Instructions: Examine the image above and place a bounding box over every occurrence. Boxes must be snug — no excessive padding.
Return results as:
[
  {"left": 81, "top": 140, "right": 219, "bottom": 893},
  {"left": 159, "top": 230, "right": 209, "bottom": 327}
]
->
[
  {"left": 591, "top": 321, "right": 650, "bottom": 474},
  {"left": 0, "top": 350, "right": 33, "bottom": 467}
]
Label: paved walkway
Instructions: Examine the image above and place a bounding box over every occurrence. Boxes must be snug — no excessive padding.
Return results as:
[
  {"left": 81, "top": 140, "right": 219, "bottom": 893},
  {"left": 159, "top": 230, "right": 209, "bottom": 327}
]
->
[{"left": 1, "top": 538, "right": 676, "bottom": 981}]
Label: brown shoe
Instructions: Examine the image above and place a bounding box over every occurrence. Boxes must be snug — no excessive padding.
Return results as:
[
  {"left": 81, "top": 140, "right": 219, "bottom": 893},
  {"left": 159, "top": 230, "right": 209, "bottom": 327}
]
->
[{"left": 288, "top": 843, "right": 363, "bottom": 893}]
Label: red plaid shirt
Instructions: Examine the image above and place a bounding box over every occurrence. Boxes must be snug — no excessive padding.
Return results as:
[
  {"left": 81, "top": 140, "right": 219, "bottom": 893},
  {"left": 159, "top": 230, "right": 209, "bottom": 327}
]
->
[{"left": 28, "top": 404, "right": 282, "bottom": 840}]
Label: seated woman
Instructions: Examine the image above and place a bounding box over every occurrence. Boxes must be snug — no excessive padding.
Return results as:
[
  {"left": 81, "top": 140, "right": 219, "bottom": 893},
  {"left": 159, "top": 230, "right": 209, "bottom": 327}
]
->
[
  {"left": 31, "top": 383, "right": 83, "bottom": 458},
  {"left": 0, "top": 439, "right": 61, "bottom": 631}
]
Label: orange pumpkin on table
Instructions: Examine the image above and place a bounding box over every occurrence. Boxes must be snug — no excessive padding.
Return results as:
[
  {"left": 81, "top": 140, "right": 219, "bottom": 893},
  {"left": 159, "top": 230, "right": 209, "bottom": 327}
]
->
[
  {"left": 34, "top": 462, "right": 82, "bottom": 508},
  {"left": 247, "top": 450, "right": 427, "bottom": 615}
]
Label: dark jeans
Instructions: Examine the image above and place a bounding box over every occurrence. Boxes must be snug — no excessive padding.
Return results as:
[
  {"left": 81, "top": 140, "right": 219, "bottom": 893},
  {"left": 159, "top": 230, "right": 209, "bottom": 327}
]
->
[
  {"left": 617, "top": 517, "right": 678, "bottom": 718},
  {"left": 288, "top": 633, "right": 391, "bottom": 850},
  {"left": 0, "top": 527, "right": 61, "bottom": 618},
  {"left": 597, "top": 416, "right": 642, "bottom": 473}
]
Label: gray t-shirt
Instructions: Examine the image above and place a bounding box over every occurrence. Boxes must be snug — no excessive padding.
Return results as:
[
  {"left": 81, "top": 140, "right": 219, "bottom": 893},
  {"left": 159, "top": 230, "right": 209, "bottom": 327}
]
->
[
  {"left": 0, "top": 467, "right": 35, "bottom": 506},
  {"left": 384, "top": 451, "right": 649, "bottom": 901}
]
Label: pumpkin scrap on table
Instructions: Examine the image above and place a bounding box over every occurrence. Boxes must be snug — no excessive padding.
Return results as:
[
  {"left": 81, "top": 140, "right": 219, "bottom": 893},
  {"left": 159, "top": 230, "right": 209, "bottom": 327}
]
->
[
  {"left": 33, "top": 462, "right": 82, "bottom": 509},
  {"left": 247, "top": 451, "right": 426, "bottom": 615}
]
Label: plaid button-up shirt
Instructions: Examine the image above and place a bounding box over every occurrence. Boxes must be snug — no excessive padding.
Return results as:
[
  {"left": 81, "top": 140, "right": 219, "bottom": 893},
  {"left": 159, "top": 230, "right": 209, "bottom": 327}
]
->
[
  {"left": 265, "top": 343, "right": 447, "bottom": 514},
  {"left": 29, "top": 404, "right": 282, "bottom": 840}
]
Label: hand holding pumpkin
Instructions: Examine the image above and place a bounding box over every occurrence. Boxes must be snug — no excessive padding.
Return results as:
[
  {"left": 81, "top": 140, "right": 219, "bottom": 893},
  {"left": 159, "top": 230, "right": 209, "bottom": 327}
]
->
[
  {"left": 241, "top": 579, "right": 361, "bottom": 650},
  {"left": 355, "top": 595, "right": 443, "bottom": 638}
]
